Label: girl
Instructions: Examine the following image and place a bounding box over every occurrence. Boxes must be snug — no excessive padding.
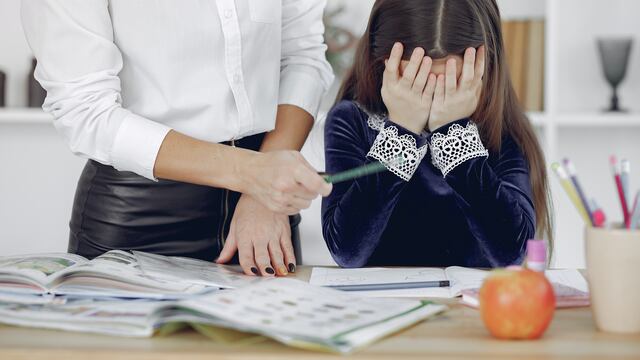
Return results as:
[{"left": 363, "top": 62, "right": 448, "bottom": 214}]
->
[{"left": 322, "top": 0, "right": 552, "bottom": 268}]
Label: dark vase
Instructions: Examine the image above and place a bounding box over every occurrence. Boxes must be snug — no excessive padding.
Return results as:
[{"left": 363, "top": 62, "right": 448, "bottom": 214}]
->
[
  {"left": 28, "top": 58, "right": 47, "bottom": 108},
  {"left": 0, "top": 70, "right": 6, "bottom": 108},
  {"left": 597, "top": 37, "right": 633, "bottom": 112}
]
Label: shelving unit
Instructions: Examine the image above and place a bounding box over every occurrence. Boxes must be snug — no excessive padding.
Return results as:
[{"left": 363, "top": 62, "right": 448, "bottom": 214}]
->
[{"left": 0, "top": 108, "right": 51, "bottom": 124}]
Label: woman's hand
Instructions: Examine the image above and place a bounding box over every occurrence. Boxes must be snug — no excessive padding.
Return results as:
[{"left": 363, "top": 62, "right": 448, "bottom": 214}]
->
[
  {"left": 428, "top": 46, "right": 486, "bottom": 132},
  {"left": 216, "top": 195, "right": 295, "bottom": 277},
  {"left": 382, "top": 43, "right": 438, "bottom": 135},
  {"left": 240, "top": 150, "right": 331, "bottom": 215}
]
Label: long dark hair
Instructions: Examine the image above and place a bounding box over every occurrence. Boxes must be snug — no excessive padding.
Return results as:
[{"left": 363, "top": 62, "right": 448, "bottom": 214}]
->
[{"left": 337, "top": 0, "right": 553, "bottom": 250}]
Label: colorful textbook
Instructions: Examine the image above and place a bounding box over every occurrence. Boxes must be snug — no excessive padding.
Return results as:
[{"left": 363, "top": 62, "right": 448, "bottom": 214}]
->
[
  {"left": 0, "top": 278, "right": 445, "bottom": 353},
  {"left": 0, "top": 251, "right": 446, "bottom": 353}
]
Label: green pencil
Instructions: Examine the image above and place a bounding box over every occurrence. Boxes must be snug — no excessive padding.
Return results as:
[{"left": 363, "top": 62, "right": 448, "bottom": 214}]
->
[{"left": 323, "top": 158, "right": 404, "bottom": 184}]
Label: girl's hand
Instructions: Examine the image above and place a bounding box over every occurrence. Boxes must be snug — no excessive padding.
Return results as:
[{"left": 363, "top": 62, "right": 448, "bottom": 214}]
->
[
  {"left": 428, "top": 46, "right": 486, "bottom": 132},
  {"left": 382, "top": 43, "right": 438, "bottom": 135}
]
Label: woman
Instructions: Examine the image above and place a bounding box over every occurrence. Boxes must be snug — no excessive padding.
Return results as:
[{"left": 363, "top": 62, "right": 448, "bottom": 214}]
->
[
  {"left": 22, "top": 0, "right": 334, "bottom": 277},
  {"left": 322, "top": 0, "right": 552, "bottom": 268}
]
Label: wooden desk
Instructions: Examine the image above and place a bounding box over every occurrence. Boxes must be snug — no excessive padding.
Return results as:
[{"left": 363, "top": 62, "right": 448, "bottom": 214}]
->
[{"left": 1, "top": 267, "right": 639, "bottom": 360}]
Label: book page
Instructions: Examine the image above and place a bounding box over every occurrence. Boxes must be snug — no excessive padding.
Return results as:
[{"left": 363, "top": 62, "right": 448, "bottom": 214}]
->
[
  {"left": 444, "top": 267, "right": 489, "bottom": 297},
  {"left": 545, "top": 269, "right": 589, "bottom": 293},
  {"left": 51, "top": 250, "right": 206, "bottom": 297},
  {"left": 0, "top": 253, "right": 87, "bottom": 291},
  {"left": 182, "top": 278, "right": 436, "bottom": 351},
  {"left": 133, "top": 251, "right": 260, "bottom": 289}
]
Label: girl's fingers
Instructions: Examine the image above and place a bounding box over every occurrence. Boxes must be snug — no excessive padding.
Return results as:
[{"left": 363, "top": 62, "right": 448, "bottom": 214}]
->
[
  {"left": 216, "top": 229, "right": 237, "bottom": 264},
  {"left": 384, "top": 42, "right": 403, "bottom": 82},
  {"left": 268, "top": 240, "right": 288, "bottom": 276},
  {"left": 433, "top": 74, "right": 446, "bottom": 105},
  {"left": 412, "top": 57, "right": 432, "bottom": 94},
  {"left": 461, "top": 47, "right": 476, "bottom": 85},
  {"left": 475, "top": 45, "right": 486, "bottom": 81},
  {"left": 400, "top": 47, "right": 425, "bottom": 87},
  {"left": 445, "top": 58, "right": 458, "bottom": 96},
  {"left": 422, "top": 73, "right": 438, "bottom": 102}
]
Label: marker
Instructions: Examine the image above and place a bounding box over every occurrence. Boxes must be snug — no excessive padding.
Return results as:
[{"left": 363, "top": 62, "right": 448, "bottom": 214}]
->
[
  {"left": 327, "top": 280, "right": 451, "bottom": 292},
  {"left": 323, "top": 158, "right": 404, "bottom": 184},
  {"left": 552, "top": 163, "right": 592, "bottom": 226},
  {"left": 630, "top": 191, "right": 640, "bottom": 230},
  {"left": 610, "top": 156, "right": 631, "bottom": 228},
  {"left": 563, "top": 159, "right": 594, "bottom": 226}
]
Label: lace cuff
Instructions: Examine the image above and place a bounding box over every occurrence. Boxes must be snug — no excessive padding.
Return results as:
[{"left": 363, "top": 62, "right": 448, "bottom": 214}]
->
[
  {"left": 430, "top": 121, "right": 489, "bottom": 177},
  {"left": 367, "top": 123, "right": 429, "bottom": 181}
]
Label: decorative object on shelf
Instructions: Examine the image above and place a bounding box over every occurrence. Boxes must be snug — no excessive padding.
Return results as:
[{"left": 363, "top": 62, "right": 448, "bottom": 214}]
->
[
  {"left": 597, "top": 37, "right": 633, "bottom": 112},
  {"left": 0, "top": 70, "right": 6, "bottom": 108},
  {"left": 323, "top": 4, "right": 359, "bottom": 78},
  {"left": 28, "top": 58, "right": 47, "bottom": 108}
]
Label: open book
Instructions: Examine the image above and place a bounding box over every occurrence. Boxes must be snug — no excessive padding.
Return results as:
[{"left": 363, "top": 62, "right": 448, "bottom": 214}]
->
[
  {"left": 0, "top": 251, "right": 207, "bottom": 300},
  {"left": 0, "top": 278, "right": 446, "bottom": 354},
  {"left": 310, "top": 267, "right": 589, "bottom": 299}
]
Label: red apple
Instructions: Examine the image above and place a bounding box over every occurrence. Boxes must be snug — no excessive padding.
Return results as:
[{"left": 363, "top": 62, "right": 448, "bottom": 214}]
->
[{"left": 479, "top": 268, "right": 556, "bottom": 340}]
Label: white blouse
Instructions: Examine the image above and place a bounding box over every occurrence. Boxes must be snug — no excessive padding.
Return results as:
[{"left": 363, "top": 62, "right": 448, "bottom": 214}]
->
[{"left": 21, "top": 0, "right": 334, "bottom": 180}]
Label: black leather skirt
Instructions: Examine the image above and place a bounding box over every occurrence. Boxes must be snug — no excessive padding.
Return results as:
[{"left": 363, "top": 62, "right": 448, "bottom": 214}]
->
[{"left": 68, "top": 133, "right": 301, "bottom": 262}]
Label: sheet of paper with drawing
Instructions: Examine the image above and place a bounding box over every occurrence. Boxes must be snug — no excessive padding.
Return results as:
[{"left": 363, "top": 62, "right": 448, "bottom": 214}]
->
[
  {"left": 309, "top": 267, "right": 488, "bottom": 298},
  {"left": 310, "top": 267, "right": 589, "bottom": 299}
]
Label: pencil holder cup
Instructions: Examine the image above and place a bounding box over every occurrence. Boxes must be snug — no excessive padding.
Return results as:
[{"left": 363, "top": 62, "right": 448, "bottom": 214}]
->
[{"left": 585, "top": 226, "right": 640, "bottom": 334}]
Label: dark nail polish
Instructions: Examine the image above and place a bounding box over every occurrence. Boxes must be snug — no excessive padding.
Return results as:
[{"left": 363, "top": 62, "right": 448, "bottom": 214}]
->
[
  {"left": 265, "top": 267, "right": 275, "bottom": 275},
  {"left": 251, "top": 267, "right": 260, "bottom": 275},
  {"left": 288, "top": 263, "right": 296, "bottom": 273}
]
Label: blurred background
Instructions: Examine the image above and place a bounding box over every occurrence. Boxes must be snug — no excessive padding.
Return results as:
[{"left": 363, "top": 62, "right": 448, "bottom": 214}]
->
[{"left": 1, "top": 0, "right": 639, "bottom": 268}]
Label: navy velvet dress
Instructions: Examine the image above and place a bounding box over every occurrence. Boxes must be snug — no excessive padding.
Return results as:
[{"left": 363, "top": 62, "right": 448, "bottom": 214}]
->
[{"left": 321, "top": 100, "right": 535, "bottom": 268}]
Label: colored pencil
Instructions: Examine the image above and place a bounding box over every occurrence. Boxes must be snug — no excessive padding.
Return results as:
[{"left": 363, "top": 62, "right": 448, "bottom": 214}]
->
[
  {"left": 551, "top": 163, "right": 592, "bottom": 226},
  {"left": 323, "top": 158, "right": 404, "bottom": 184},
  {"left": 563, "top": 159, "right": 594, "bottom": 226},
  {"left": 610, "top": 156, "right": 631, "bottom": 228},
  {"left": 590, "top": 199, "right": 607, "bottom": 228},
  {"left": 621, "top": 159, "right": 631, "bottom": 205}
]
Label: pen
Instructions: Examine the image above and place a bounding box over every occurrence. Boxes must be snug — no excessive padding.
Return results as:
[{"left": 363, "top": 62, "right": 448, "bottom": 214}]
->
[
  {"left": 610, "top": 156, "right": 631, "bottom": 228},
  {"left": 552, "top": 163, "right": 592, "bottom": 226},
  {"left": 327, "top": 280, "right": 451, "bottom": 292},
  {"left": 323, "top": 158, "right": 404, "bottom": 184},
  {"left": 563, "top": 159, "right": 594, "bottom": 226}
]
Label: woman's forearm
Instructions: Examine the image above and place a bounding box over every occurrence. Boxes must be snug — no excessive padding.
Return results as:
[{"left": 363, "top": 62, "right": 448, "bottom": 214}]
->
[{"left": 153, "top": 130, "right": 256, "bottom": 193}]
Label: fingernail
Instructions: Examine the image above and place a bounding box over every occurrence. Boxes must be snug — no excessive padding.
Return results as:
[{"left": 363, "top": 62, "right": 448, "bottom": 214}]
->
[
  {"left": 265, "top": 267, "right": 275, "bottom": 275},
  {"left": 288, "top": 263, "right": 296, "bottom": 273},
  {"left": 251, "top": 267, "right": 260, "bottom": 275},
  {"left": 279, "top": 267, "right": 289, "bottom": 275}
]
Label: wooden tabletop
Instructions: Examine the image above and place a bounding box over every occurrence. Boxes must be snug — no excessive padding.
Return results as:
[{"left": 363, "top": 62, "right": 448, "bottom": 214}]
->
[{"left": 1, "top": 267, "right": 639, "bottom": 360}]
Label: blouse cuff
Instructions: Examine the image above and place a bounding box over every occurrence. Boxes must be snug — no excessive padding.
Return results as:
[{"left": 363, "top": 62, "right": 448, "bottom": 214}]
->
[
  {"left": 367, "top": 119, "right": 429, "bottom": 181},
  {"left": 429, "top": 119, "right": 489, "bottom": 177}
]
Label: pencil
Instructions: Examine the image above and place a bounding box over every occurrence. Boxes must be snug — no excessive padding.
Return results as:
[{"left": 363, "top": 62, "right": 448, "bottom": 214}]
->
[
  {"left": 610, "top": 156, "right": 631, "bottom": 228},
  {"left": 323, "top": 158, "right": 404, "bottom": 184},
  {"left": 621, "top": 159, "right": 631, "bottom": 205},
  {"left": 563, "top": 159, "right": 594, "bottom": 226},
  {"left": 552, "top": 163, "right": 592, "bottom": 226},
  {"left": 327, "top": 280, "right": 451, "bottom": 292}
]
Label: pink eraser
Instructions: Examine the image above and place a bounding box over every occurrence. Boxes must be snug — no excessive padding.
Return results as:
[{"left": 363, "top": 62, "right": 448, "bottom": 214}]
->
[{"left": 527, "top": 239, "right": 546, "bottom": 262}]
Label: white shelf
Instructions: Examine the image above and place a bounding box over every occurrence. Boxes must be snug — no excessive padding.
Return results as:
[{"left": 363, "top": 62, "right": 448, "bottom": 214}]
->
[
  {"left": 554, "top": 113, "right": 640, "bottom": 128},
  {"left": 0, "top": 108, "right": 51, "bottom": 124}
]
